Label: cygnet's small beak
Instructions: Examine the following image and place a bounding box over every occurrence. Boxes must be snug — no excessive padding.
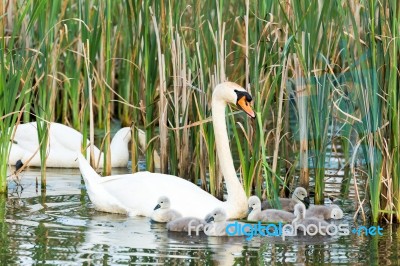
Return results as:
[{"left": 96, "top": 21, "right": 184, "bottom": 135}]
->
[
  {"left": 247, "top": 207, "right": 253, "bottom": 215},
  {"left": 206, "top": 216, "right": 214, "bottom": 223},
  {"left": 302, "top": 197, "right": 311, "bottom": 208},
  {"left": 154, "top": 204, "right": 161, "bottom": 210}
]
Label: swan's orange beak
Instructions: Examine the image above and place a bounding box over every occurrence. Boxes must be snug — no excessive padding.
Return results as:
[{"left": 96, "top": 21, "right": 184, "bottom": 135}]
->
[{"left": 237, "top": 96, "right": 256, "bottom": 118}]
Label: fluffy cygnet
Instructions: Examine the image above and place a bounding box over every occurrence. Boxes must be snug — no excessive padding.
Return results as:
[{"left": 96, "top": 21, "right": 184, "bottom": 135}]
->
[
  {"left": 151, "top": 196, "right": 182, "bottom": 223},
  {"left": 166, "top": 217, "right": 206, "bottom": 232},
  {"left": 262, "top": 187, "right": 310, "bottom": 211},
  {"left": 306, "top": 204, "right": 344, "bottom": 220},
  {"left": 292, "top": 203, "right": 333, "bottom": 235},
  {"left": 248, "top": 196, "right": 295, "bottom": 223}
]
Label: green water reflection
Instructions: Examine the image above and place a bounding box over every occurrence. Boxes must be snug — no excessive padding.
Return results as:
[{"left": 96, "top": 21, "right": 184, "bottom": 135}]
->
[{"left": 0, "top": 168, "right": 399, "bottom": 265}]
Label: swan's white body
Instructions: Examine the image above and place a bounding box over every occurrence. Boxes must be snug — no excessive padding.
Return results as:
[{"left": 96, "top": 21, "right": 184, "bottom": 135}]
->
[
  {"left": 8, "top": 122, "right": 159, "bottom": 168},
  {"left": 78, "top": 82, "right": 252, "bottom": 219}
]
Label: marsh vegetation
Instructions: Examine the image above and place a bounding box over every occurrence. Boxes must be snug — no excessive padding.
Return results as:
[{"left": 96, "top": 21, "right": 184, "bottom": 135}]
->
[{"left": 0, "top": 0, "right": 399, "bottom": 224}]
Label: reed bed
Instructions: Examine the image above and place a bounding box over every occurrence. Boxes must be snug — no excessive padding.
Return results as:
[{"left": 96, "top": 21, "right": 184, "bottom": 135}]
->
[{"left": 0, "top": 0, "right": 399, "bottom": 223}]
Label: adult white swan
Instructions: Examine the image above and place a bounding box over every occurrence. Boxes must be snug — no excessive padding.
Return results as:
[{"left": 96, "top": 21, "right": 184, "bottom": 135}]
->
[
  {"left": 8, "top": 122, "right": 160, "bottom": 168},
  {"left": 78, "top": 82, "right": 255, "bottom": 219}
]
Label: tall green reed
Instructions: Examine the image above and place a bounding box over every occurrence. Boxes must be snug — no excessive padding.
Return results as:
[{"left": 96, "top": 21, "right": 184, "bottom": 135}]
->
[
  {"left": 33, "top": 0, "right": 64, "bottom": 189},
  {"left": 61, "top": 1, "right": 84, "bottom": 130},
  {"left": 121, "top": 1, "right": 141, "bottom": 172},
  {"left": 80, "top": 0, "right": 100, "bottom": 167},
  {"left": 143, "top": 0, "right": 158, "bottom": 172},
  {"left": 0, "top": 1, "right": 37, "bottom": 193},
  {"left": 279, "top": 0, "right": 345, "bottom": 204},
  {"left": 343, "top": 0, "right": 396, "bottom": 223},
  {"left": 101, "top": 0, "right": 113, "bottom": 175},
  {"left": 386, "top": 0, "right": 400, "bottom": 223},
  {"left": 0, "top": 194, "right": 8, "bottom": 257},
  {"left": 150, "top": 5, "right": 168, "bottom": 174}
]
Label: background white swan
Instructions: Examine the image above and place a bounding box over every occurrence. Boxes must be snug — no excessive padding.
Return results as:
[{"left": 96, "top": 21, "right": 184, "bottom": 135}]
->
[
  {"left": 78, "top": 82, "right": 255, "bottom": 219},
  {"left": 8, "top": 122, "right": 160, "bottom": 168}
]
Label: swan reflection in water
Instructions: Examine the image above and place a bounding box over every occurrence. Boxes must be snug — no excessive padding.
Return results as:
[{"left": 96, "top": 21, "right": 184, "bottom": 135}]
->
[{"left": 81, "top": 213, "right": 248, "bottom": 265}]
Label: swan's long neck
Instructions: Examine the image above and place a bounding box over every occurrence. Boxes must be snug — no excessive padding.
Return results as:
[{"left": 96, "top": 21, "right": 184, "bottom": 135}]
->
[
  {"left": 109, "top": 128, "right": 130, "bottom": 167},
  {"left": 212, "top": 95, "right": 247, "bottom": 217},
  {"left": 78, "top": 153, "right": 101, "bottom": 183}
]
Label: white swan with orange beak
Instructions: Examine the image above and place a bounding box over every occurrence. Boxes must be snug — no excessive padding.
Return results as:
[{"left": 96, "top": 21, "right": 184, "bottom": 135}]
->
[{"left": 78, "top": 82, "right": 255, "bottom": 219}]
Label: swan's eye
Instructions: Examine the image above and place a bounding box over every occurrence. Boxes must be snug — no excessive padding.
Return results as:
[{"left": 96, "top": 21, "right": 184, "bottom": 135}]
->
[
  {"left": 234, "top": 90, "right": 253, "bottom": 102},
  {"left": 214, "top": 213, "right": 216, "bottom": 215},
  {"left": 161, "top": 201, "right": 163, "bottom": 203}
]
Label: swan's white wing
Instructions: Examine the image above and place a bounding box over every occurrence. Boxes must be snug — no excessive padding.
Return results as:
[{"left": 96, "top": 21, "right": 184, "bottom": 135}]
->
[
  {"left": 47, "top": 126, "right": 101, "bottom": 168},
  {"left": 98, "top": 172, "right": 224, "bottom": 218},
  {"left": 9, "top": 122, "right": 119, "bottom": 168},
  {"left": 13, "top": 123, "right": 40, "bottom": 153},
  {"left": 49, "top": 123, "right": 85, "bottom": 152}
]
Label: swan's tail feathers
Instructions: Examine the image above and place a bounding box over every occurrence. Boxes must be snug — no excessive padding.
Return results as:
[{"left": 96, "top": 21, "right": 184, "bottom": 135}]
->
[{"left": 77, "top": 153, "right": 101, "bottom": 181}]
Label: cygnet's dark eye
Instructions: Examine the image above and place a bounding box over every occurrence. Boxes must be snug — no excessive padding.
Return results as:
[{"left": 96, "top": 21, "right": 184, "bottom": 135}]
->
[{"left": 161, "top": 202, "right": 163, "bottom": 203}]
